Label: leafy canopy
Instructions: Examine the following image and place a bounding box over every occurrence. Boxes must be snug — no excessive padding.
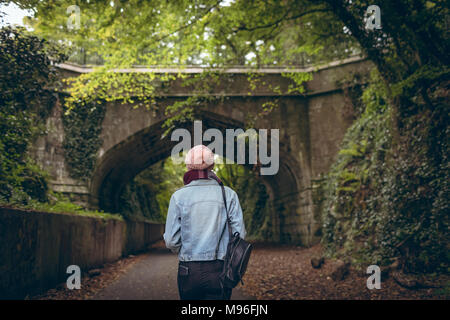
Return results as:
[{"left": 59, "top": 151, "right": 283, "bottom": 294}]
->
[{"left": 9, "top": 0, "right": 359, "bottom": 133}]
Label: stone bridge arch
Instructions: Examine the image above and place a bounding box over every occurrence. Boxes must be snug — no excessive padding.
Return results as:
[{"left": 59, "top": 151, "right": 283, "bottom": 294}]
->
[
  {"left": 90, "top": 104, "right": 305, "bottom": 243},
  {"left": 32, "top": 56, "right": 373, "bottom": 245}
]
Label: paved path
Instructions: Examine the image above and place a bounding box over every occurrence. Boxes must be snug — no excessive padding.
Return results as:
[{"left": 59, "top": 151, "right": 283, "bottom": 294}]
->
[{"left": 92, "top": 248, "right": 254, "bottom": 300}]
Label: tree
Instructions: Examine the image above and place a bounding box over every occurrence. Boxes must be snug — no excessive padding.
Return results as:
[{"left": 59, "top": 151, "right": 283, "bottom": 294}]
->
[
  {"left": 7, "top": 0, "right": 353, "bottom": 133},
  {"left": 12, "top": 0, "right": 447, "bottom": 121},
  {"left": 0, "top": 26, "right": 66, "bottom": 202}
]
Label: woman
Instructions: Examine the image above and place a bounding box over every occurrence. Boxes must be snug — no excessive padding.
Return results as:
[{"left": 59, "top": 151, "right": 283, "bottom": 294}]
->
[{"left": 164, "top": 145, "right": 246, "bottom": 300}]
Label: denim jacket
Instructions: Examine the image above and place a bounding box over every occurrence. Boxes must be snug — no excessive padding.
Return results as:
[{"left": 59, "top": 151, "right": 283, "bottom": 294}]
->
[{"left": 163, "top": 178, "right": 246, "bottom": 261}]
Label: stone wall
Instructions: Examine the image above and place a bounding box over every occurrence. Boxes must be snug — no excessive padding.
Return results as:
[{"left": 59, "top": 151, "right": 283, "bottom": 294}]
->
[{"left": 0, "top": 207, "right": 163, "bottom": 299}]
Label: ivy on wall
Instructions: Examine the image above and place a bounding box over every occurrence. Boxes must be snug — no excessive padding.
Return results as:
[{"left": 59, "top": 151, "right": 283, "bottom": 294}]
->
[
  {"left": 0, "top": 27, "right": 66, "bottom": 204},
  {"left": 61, "top": 100, "right": 106, "bottom": 181},
  {"left": 317, "top": 70, "right": 449, "bottom": 273}
]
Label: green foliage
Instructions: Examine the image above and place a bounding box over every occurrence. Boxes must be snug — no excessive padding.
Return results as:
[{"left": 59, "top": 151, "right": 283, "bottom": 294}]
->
[
  {"left": 0, "top": 26, "right": 65, "bottom": 203},
  {"left": 22, "top": 0, "right": 354, "bottom": 67},
  {"left": 281, "top": 72, "right": 313, "bottom": 94},
  {"left": 119, "top": 157, "right": 185, "bottom": 223},
  {"left": 0, "top": 26, "right": 116, "bottom": 219},
  {"left": 0, "top": 156, "right": 50, "bottom": 205},
  {"left": 214, "top": 162, "right": 273, "bottom": 242},
  {"left": 319, "top": 70, "right": 449, "bottom": 273},
  {"left": 390, "top": 64, "right": 450, "bottom": 98},
  {"left": 18, "top": 0, "right": 356, "bottom": 131},
  {"left": 378, "top": 101, "right": 449, "bottom": 273},
  {"left": 61, "top": 99, "right": 106, "bottom": 180},
  {"left": 15, "top": 0, "right": 449, "bottom": 131},
  {"left": 0, "top": 191, "right": 123, "bottom": 220}
]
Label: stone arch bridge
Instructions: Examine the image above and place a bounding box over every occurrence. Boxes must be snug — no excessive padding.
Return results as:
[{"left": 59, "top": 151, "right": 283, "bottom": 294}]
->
[{"left": 32, "top": 57, "right": 372, "bottom": 246}]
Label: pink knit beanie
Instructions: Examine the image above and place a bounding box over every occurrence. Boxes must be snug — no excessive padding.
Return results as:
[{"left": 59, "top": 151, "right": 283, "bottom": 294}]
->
[{"left": 185, "top": 145, "right": 215, "bottom": 170}]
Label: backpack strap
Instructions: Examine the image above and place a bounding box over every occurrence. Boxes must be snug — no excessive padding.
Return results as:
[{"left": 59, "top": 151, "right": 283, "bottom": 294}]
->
[
  {"left": 220, "top": 183, "right": 233, "bottom": 239},
  {"left": 211, "top": 173, "right": 232, "bottom": 259}
]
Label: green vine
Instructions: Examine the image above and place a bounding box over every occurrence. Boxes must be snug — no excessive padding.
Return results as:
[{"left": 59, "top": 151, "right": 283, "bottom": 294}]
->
[
  {"left": 62, "top": 99, "right": 106, "bottom": 181},
  {"left": 318, "top": 70, "right": 449, "bottom": 273},
  {"left": 0, "top": 27, "right": 66, "bottom": 205}
]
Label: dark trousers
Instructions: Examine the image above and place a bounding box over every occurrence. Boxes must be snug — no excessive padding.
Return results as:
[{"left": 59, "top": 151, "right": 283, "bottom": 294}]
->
[{"left": 177, "top": 260, "right": 232, "bottom": 300}]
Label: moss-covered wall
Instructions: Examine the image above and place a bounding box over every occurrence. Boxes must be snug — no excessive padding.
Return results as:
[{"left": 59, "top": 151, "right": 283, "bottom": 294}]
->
[{"left": 317, "top": 70, "right": 449, "bottom": 273}]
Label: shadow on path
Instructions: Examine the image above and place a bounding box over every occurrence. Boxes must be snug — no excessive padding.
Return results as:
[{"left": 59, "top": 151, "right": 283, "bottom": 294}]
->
[{"left": 92, "top": 247, "right": 254, "bottom": 300}]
